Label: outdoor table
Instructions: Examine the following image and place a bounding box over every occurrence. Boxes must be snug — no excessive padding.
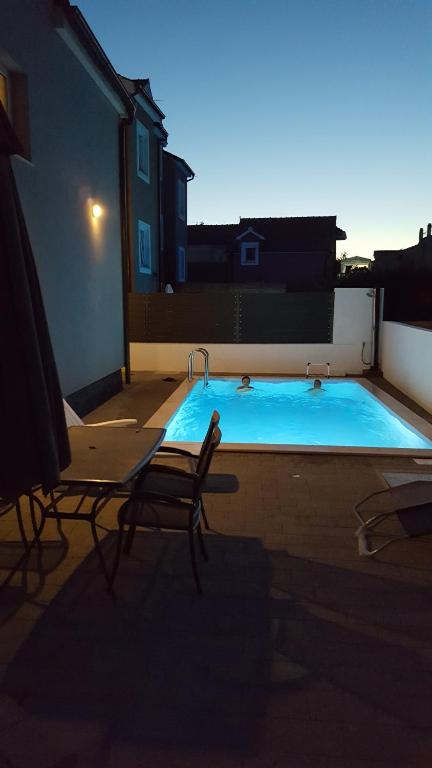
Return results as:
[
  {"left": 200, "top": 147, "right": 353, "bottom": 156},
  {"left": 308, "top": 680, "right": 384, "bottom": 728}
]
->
[{"left": 40, "top": 426, "right": 166, "bottom": 583}]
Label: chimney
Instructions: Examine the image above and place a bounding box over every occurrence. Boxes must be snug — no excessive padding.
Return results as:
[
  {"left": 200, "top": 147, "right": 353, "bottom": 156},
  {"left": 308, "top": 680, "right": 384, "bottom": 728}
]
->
[
  {"left": 427, "top": 223, "right": 432, "bottom": 238},
  {"left": 419, "top": 227, "right": 424, "bottom": 242}
]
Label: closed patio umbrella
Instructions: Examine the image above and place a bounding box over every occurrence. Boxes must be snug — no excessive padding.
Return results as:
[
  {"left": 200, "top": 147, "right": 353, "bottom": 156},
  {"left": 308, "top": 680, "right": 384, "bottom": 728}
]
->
[{"left": 0, "top": 102, "right": 70, "bottom": 502}]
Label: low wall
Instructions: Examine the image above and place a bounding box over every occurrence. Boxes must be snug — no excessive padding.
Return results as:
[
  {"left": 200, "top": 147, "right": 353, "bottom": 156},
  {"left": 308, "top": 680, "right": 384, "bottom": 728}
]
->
[
  {"left": 380, "top": 321, "right": 432, "bottom": 413},
  {"left": 130, "top": 288, "right": 374, "bottom": 376}
]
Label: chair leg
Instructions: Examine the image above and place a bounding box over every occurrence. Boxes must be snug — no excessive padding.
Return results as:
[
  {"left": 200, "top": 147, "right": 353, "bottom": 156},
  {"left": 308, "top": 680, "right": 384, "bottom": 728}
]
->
[
  {"left": 196, "top": 522, "right": 208, "bottom": 562},
  {"left": 28, "top": 493, "right": 45, "bottom": 549},
  {"left": 201, "top": 498, "right": 210, "bottom": 530},
  {"left": 188, "top": 526, "right": 203, "bottom": 595},
  {"left": 124, "top": 524, "right": 136, "bottom": 555},
  {"left": 15, "top": 499, "right": 29, "bottom": 552}
]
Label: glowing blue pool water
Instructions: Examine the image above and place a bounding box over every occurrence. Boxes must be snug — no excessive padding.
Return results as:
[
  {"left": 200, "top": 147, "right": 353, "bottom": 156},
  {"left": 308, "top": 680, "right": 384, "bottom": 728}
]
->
[{"left": 165, "top": 379, "right": 432, "bottom": 450}]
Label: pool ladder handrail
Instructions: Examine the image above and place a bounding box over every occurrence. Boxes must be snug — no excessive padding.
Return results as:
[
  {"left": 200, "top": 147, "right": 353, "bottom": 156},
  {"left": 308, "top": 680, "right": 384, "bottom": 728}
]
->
[
  {"left": 306, "top": 361, "right": 330, "bottom": 378},
  {"left": 188, "top": 348, "right": 209, "bottom": 387}
]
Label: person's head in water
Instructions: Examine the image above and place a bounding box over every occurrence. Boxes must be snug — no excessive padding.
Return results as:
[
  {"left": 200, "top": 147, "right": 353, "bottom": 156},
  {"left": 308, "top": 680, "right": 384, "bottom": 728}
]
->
[
  {"left": 237, "top": 375, "right": 253, "bottom": 391},
  {"left": 313, "top": 379, "right": 322, "bottom": 389}
]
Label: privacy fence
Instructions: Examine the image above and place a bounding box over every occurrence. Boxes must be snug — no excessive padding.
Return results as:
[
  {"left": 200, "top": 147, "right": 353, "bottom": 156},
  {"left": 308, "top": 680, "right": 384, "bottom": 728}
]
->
[{"left": 128, "top": 291, "right": 334, "bottom": 344}]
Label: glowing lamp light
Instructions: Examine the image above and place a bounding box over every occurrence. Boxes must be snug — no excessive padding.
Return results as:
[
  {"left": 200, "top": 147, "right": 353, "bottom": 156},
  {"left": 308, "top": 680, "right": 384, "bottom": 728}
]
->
[{"left": 91, "top": 203, "right": 103, "bottom": 219}]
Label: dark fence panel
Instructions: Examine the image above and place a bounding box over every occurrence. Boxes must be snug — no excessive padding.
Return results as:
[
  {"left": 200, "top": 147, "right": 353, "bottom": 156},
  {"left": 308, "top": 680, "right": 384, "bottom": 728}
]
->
[
  {"left": 129, "top": 293, "right": 236, "bottom": 343},
  {"left": 129, "top": 291, "right": 334, "bottom": 343},
  {"left": 239, "top": 292, "right": 333, "bottom": 343}
]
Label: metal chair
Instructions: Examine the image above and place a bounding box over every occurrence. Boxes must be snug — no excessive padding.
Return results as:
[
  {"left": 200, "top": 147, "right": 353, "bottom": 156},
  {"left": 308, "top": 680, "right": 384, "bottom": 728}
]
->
[
  {"left": 142, "top": 411, "right": 221, "bottom": 530},
  {"left": 354, "top": 480, "right": 432, "bottom": 556},
  {"left": 110, "top": 427, "right": 222, "bottom": 594}
]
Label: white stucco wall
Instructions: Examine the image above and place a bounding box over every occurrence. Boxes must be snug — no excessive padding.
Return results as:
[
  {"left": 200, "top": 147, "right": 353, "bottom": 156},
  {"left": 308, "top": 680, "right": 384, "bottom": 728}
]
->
[
  {"left": 381, "top": 322, "right": 432, "bottom": 413},
  {"left": 131, "top": 288, "right": 375, "bottom": 376}
]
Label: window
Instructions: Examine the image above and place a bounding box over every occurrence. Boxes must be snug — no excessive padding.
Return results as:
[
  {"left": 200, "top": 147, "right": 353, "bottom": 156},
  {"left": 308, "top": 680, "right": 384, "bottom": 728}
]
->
[
  {"left": 240, "top": 242, "right": 259, "bottom": 265},
  {"left": 0, "top": 71, "right": 9, "bottom": 115},
  {"left": 136, "top": 121, "right": 150, "bottom": 182},
  {"left": 0, "top": 58, "right": 31, "bottom": 160},
  {"left": 177, "top": 179, "right": 186, "bottom": 220},
  {"left": 177, "top": 246, "right": 186, "bottom": 282},
  {"left": 138, "top": 220, "right": 151, "bottom": 274}
]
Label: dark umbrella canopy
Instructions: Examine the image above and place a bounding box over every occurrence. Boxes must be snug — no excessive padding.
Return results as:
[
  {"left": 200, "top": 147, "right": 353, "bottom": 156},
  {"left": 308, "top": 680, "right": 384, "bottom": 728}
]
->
[{"left": 0, "top": 102, "right": 70, "bottom": 502}]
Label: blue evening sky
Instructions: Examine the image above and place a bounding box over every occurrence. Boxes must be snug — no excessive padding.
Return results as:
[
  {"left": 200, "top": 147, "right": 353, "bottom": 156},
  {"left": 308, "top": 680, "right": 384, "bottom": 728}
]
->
[{"left": 78, "top": 0, "right": 431, "bottom": 259}]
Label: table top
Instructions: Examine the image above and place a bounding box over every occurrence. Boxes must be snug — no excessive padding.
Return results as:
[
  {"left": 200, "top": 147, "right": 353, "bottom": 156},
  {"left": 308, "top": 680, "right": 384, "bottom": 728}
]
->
[{"left": 60, "top": 426, "right": 166, "bottom": 486}]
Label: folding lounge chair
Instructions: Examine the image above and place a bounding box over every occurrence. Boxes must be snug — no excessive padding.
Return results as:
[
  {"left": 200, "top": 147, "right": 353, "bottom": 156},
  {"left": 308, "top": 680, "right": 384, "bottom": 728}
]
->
[
  {"left": 111, "top": 426, "right": 222, "bottom": 594},
  {"left": 63, "top": 399, "right": 137, "bottom": 428},
  {"left": 354, "top": 480, "right": 432, "bottom": 556},
  {"left": 139, "top": 410, "right": 239, "bottom": 530}
]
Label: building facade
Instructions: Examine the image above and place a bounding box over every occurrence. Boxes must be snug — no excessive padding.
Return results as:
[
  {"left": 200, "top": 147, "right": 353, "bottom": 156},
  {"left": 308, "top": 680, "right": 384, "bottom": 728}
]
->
[
  {"left": 339, "top": 255, "right": 372, "bottom": 274},
  {"left": 0, "top": 0, "right": 133, "bottom": 411},
  {"left": 162, "top": 150, "right": 195, "bottom": 288},
  {"left": 187, "top": 217, "right": 346, "bottom": 289},
  {"left": 374, "top": 224, "right": 432, "bottom": 274},
  {"left": 118, "top": 76, "right": 168, "bottom": 294}
]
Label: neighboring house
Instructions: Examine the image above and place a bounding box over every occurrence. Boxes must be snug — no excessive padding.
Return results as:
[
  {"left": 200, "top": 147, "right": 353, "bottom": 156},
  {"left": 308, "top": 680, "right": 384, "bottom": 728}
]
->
[
  {"left": 187, "top": 216, "right": 347, "bottom": 288},
  {"left": 0, "top": 0, "right": 134, "bottom": 412},
  {"left": 118, "top": 75, "right": 168, "bottom": 294},
  {"left": 162, "top": 150, "right": 195, "bottom": 287},
  {"left": 374, "top": 224, "right": 432, "bottom": 274},
  {"left": 339, "top": 255, "right": 372, "bottom": 274}
]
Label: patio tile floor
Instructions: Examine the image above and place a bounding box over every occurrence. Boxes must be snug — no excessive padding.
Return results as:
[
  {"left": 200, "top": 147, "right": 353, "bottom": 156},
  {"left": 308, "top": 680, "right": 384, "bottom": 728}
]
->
[{"left": 1, "top": 373, "right": 432, "bottom": 766}]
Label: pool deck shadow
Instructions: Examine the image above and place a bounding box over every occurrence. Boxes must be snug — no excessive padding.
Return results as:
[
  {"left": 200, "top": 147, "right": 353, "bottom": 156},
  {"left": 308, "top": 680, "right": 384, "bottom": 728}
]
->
[{"left": 1, "top": 373, "right": 432, "bottom": 767}]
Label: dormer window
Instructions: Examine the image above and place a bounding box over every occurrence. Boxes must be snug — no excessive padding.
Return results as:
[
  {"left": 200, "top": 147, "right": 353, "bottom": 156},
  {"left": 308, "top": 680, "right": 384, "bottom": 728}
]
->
[{"left": 241, "top": 241, "right": 259, "bottom": 265}]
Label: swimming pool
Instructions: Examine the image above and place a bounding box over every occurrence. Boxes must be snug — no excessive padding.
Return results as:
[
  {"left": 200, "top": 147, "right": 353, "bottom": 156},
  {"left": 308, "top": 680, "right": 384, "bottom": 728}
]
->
[{"left": 154, "top": 378, "right": 432, "bottom": 455}]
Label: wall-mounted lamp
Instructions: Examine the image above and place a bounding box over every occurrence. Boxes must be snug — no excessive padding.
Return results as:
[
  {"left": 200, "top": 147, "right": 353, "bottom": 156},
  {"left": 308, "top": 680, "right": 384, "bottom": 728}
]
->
[{"left": 92, "top": 203, "right": 103, "bottom": 219}]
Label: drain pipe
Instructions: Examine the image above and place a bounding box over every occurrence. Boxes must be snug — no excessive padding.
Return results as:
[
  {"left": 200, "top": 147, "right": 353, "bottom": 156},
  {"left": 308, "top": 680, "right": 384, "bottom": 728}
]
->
[
  {"left": 373, "top": 287, "right": 381, "bottom": 371},
  {"left": 119, "top": 108, "right": 135, "bottom": 385},
  {"left": 361, "top": 288, "right": 380, "bottom": 369}
]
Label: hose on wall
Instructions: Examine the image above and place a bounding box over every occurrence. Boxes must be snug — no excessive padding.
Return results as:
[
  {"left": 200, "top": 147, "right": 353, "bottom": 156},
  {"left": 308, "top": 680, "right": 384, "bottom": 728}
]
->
[{"left": 361, "top": 341, "right": 372, "bottom": 366}]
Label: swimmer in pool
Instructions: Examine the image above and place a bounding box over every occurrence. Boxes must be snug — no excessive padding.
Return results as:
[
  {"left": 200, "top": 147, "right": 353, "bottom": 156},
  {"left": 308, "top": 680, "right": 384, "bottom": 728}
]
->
[
  {"left": 308, "top": 378, "right": 325, "bottom": 394},
  {"left": 237, "top": 375, "right": 254, "bottom": 392}
]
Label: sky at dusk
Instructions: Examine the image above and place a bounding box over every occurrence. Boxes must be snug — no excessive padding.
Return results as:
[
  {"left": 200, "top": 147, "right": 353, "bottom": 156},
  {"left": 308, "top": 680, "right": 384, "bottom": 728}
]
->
[{"left": 78, "top": 0, "right": 432, "bottom": 259}]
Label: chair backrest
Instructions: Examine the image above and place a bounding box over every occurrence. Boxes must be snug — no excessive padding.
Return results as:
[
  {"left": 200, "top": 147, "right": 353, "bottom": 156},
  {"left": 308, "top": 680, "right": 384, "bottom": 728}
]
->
[
  {"left": 194, "top": 426, "right": 222, "bottom": 500},
  {"left": 63, "top": 399, "right": 84, "bottom": 427},
  {"left": 196, "top": 410, "right": 220, "bottom": 476}
]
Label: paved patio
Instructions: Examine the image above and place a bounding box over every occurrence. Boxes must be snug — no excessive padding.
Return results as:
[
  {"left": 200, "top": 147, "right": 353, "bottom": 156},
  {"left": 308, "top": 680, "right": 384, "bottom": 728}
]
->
[{"left": 1, "top": 373, "right": 432, "bottom": 767}]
